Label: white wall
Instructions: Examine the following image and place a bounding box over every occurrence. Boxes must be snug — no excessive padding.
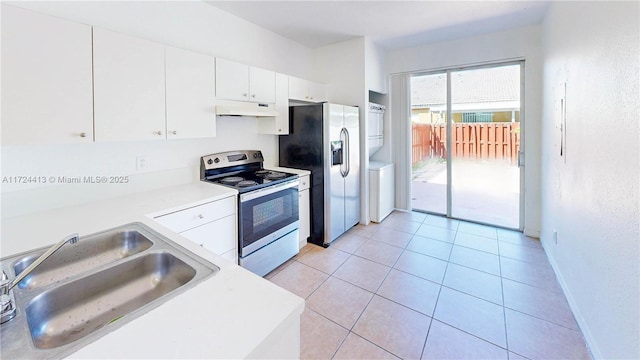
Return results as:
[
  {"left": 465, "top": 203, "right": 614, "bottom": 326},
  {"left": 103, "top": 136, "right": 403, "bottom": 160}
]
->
[
  {"left": 540, "top": 2, "right": 639, "bottom": 358},
  {"left": 312, "top": 37, "right": 391, "bottom": 225},
  {"left": 313, "top": 37, "right": 366, "bottom": 108},
  {"left": 386, "top": 25, "right": 543, "bottom": 236},
  {"left": 1, "top": 117, "right": 279, "bottom": 217},
  {"left": 1, "top": 2, "right": 314, "bottom": 217},
  {"left": 312, "top": 38, "right": 370, "bottom": 225}
]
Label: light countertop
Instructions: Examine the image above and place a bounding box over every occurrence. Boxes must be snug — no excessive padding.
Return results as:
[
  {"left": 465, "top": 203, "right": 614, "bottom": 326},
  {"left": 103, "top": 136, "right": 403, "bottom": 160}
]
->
[
  {"left": 1, "top": 181, "right": 305, "bottom": 359},
  {"left": 271, "top": 166, "right": 311, "bottom": 177}
]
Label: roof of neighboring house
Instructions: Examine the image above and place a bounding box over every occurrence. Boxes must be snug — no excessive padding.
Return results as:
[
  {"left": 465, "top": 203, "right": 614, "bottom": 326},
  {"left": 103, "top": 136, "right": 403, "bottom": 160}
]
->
[{"left": 411, "top": 65, "right": 520, "bottom": 109}]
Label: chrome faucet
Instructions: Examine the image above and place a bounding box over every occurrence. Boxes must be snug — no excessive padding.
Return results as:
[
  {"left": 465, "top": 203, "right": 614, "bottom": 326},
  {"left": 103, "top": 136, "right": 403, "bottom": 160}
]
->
[
  {"left": 1, "top": 233, "right": 80, "bottom": 323},
  {"left": 6, "top": 233, "right": 80, "bottom": 292}
]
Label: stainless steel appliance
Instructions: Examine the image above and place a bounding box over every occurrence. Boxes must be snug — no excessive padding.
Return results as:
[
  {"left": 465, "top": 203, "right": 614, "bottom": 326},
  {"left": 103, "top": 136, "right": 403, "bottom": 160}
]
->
[
  {"left": 200, "top": 150, "right": 299, "bottom": 276},
  {"left": 279, "top": 103, "right": 360, "bottom": 247}
]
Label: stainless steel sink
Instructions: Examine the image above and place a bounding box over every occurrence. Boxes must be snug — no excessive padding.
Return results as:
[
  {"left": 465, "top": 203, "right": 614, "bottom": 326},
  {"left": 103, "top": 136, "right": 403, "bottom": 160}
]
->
[
  {"left": 0, "top": 223, "right": 219, "bottom": 359},
  {"left": 12, "top": 228, "right": 153, "bottom": 290},
  {"left": 26, "top": 252, "right": 196, "bottom": 349}
]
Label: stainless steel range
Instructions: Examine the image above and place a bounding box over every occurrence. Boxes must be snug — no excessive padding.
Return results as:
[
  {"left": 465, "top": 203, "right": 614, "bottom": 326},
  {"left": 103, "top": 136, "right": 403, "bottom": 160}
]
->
[{"left": 200, "top": 150, "right": 299, "bottom": 277}]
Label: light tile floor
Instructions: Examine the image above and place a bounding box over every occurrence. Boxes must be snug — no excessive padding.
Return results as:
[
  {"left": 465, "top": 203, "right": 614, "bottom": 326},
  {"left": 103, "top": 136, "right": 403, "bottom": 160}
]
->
[
  {"left": 412, "top": 159, "right": 520, "bottom": 229},
  {"left": 266, "top": 211, "right": 592, "bottom": 360}
]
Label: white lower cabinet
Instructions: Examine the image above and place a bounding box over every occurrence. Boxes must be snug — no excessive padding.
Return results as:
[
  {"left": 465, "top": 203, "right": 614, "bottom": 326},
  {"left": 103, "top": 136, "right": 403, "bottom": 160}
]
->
[
  {"left": 298, "top": 175, "right": 311, "bottom": 249},
  {"left": 180, "top": 214, "right": 236, "bottom": 262},
  {"left": 153, "top": 196, "right": 238, "bottom": 264}
]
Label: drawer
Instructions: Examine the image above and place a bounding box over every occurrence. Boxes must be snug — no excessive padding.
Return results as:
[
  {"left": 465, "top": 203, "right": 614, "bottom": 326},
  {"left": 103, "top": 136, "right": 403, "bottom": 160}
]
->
[
  {"left": 181, "top": 214, "right": 236, "bottom": 255},
  {"left": 154, "top": 196, "right": 235, "bottom": 233},
  {"left": 299, "top": 175, "right": 310, "bottom": 191}
]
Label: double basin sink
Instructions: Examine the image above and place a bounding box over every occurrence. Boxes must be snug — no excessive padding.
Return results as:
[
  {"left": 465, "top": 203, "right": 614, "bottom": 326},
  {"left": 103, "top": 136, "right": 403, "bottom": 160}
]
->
[{"left": 0, "top": 222, "right": 219, "bottom": 359}]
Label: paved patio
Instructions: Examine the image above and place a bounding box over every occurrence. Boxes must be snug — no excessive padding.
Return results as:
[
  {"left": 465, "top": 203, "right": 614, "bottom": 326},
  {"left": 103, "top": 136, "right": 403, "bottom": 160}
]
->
[{"left": 411, "top": 158, "right": 520, "bottom": 229}]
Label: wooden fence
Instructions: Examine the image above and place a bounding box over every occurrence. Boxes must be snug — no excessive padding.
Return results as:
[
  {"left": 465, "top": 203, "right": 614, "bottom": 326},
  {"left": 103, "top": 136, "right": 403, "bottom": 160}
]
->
[{"left": 412, "top": 122, "right": 520, "bottom": 165}]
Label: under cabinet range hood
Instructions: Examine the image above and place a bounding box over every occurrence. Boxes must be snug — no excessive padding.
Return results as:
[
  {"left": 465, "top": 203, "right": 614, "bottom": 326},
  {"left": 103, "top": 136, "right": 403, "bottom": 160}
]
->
[{"left": 215, "top": 100, "right": 279, "bottom": 117}]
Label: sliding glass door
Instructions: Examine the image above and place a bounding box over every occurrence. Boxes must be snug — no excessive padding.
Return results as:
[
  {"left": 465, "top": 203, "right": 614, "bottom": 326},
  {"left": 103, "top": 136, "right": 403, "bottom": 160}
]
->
[
  {"left": 410, "top": 72, "right": 448, "bottom": 215},
  {"left": 410, "top": 62, "right": 523, "bottom": 229}
]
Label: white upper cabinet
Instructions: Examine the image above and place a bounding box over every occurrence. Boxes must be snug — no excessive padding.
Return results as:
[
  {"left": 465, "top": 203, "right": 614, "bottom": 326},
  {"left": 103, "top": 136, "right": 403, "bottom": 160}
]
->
[
  {"left": 288, "top": 76, "right": 308, "bottom": 102},
  {"left": 258, "top": 73, "right": 289, "bottom": 135},
  {"left": 288, "top": 76, "right": 327, "bottom": 103},
  {"left": 216, "top": 58, "right": 275, "bottom": 103},
  {"left": 215, "top": 58, "right": 250, "bottom": 102},
  {"left": 93, "top": 28, "right": 166, "bottom": 142},
  {"left": 249, "top": 67, "right": 276, "bottom": 103},
  {"left": 1, "top": 5, "right": 93, "bottom": 145},
  {"left": 308, "top": 81, "right": 328, "bottom": 103},
  {"left": 165, "top": 46, "right": 216, "bottom": 139}
]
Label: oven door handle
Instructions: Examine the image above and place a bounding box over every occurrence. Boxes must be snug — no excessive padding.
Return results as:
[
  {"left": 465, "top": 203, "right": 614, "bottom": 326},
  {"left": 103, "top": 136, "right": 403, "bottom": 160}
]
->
[{"left": 240, "top": 179, "right": 299, "bottom": 202}]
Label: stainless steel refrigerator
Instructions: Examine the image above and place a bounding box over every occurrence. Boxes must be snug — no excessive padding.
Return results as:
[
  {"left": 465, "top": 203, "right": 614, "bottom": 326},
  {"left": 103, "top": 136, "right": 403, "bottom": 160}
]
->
[{"left": 279, "top": 103, "right": 360, "bottom": 247}]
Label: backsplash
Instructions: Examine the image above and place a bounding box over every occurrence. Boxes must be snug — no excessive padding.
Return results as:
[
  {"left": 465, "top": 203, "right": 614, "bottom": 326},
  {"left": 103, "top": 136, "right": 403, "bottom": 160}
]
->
[{"left": 1, "top": 116, "right": 278, "bottom": 218}]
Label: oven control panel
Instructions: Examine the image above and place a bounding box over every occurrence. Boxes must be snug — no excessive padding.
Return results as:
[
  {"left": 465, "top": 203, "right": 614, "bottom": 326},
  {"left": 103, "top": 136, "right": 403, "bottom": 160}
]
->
[{"left": 201, "top": 150, "right": 263, "bottom": 170}]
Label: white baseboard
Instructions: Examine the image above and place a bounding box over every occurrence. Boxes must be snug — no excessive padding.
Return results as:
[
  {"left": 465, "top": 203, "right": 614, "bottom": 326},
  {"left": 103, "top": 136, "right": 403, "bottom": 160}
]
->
[
  {"left": 523, "top": 227, "right": 541, "bottom": 238},
  {"left": 541, "top": 238, "right": 599, "bottom": 359}
]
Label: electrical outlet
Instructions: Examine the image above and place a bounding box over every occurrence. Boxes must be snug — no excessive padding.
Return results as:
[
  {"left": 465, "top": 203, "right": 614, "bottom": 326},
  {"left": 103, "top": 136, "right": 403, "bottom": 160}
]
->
[
  {"left": 553, "top": 230, "right": 558, "bottom": 244},
  {"left": 136, "top": 156, "right": 148, "bottom": 171}
]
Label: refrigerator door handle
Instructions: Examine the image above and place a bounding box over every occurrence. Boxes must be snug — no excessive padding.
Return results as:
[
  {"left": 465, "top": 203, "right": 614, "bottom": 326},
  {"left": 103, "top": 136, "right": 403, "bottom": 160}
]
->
[
  {"left": 338, "top": 128, "right": 346, "bottom": 177},
  {"left": 342, "top": 127, "right": 350, "bottom": 177}
]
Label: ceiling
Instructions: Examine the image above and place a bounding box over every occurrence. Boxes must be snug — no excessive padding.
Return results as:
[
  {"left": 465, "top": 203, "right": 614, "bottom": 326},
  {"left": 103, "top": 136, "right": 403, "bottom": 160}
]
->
[{"left": 204, "top": 1, "right": 551, "bottom": 49}]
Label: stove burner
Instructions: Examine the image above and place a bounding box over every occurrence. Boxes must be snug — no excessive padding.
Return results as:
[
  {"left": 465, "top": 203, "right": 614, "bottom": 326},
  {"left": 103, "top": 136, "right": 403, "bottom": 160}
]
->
[
  {"left": 221, "top": 176, "right": 244, "bottom": 184},
  {"left": 237, "top": 180, "right": 258, "bottom": 187},
  {"left": 267, "top": 172, "right": 286, "bottom": 179},
  {"left": 202, "top": 154, "right": 298, "bottom": 193},
  {"left": 256, "top": 170, "right": 287, "bottom": 180}
]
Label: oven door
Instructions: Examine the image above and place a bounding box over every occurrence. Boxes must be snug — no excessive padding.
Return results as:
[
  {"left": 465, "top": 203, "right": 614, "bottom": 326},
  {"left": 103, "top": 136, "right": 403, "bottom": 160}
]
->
[{"left": 239, "top": 179, "right": 299, "bottom": 257}]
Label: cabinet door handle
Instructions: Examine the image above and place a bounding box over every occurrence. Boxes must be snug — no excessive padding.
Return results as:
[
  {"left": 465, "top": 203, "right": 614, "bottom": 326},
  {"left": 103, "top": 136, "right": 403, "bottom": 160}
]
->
[
  {"left": 243, "top": 93, "right": 248, "bottom": 97},
  {"left": 80, "top": 132, "right": 87, "bottom": 138},
  {"left": 251, "top": 94, "right": 256, "bottom": 98},
  {"left": 170, "top": 130, "right": 177, "bottom": 135},
  {"left": 156, "top": 131, "right": 163, "bottom": 136},
  {"left": 198, "top": 214, "right": 204, "bottom": 219}
]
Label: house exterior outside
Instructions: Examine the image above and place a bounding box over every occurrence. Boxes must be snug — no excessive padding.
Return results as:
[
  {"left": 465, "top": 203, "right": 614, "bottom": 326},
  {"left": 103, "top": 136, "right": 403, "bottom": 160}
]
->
[{"left": 411, "top": 64, "right": 520, "bottom": 124}]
